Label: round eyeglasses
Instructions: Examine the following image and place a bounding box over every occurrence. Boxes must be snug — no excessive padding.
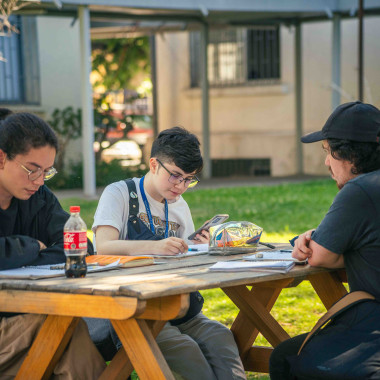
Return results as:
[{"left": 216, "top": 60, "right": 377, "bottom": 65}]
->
[
  {"left": 15, "top": 160, "right": 57, "bottom": 181},
  {"left": 156, "top": 159, "right": 199, "bottom": 188}
]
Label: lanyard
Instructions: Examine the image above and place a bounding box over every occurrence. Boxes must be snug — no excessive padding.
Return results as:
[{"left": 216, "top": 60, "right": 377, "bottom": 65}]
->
[{"left": 139, "top": 176, "right": 169, "bottom": 238}]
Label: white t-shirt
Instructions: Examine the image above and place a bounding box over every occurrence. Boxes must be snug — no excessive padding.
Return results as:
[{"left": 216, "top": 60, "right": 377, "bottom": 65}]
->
[{"left": 92, "top": 178, "right": 195, "bottom": 247}]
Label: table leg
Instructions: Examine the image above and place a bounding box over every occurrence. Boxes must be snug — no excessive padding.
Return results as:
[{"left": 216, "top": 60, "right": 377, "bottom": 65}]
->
[
  {"left": 228, "top": 285, "right": 284, "bottom": 357},
  {"left": 100, "top": 320, "right": 166, "bottom": 380},
  {"left": 15, "top": 315, "right": 79, "bottom": 380},
  {"left": 224, "top": 284, "right": 291, "bottom": 373},
  {"left": 224, "top": 285, "right": 290, "bottom": 347},
  {"left": 308, "top": 271, "right": 348, "bottom": 309},
  {"left": 111, "top": 318, "right": 174, "bottom": 380}
]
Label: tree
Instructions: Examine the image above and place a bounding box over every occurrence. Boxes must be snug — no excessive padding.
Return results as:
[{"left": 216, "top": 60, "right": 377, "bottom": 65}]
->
[
  {"left": 48, "top": 107, "right": 82, "bottom": 173},
  {"left": 91, "top": 37, "right": 150, "bottom": 164},
  {"left": 92, "top": 37, "right": 150, "bottom": 91}
]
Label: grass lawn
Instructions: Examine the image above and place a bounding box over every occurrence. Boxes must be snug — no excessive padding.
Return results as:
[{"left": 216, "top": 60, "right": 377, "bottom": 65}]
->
[{"left": 59, "top": 179, "right": 339, "bottom": 379}]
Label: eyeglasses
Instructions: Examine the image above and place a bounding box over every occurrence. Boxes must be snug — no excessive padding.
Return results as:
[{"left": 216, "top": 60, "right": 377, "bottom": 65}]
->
[
  {"left": 156, "top": 159, "right": 199, "bottom": 188},
  {"left": 15, "top": 160, "right": 57, "bottom": 181}
]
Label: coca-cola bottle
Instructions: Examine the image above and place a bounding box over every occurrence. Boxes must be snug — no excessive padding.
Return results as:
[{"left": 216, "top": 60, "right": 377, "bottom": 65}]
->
[{"left": 63, "top": 206, "right": 87, "bottom": 278}]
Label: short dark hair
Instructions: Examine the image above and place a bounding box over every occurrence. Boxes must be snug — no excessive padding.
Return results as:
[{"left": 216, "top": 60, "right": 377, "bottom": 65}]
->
[
  {"left": 327, "top": 138, "right": 380, "bottom": 174},
  {"left": 0, "top": 110, "right": 58, "bottom": 159},
  {"left": 151, "top": 126, "right": 203, "bottom": 174}
]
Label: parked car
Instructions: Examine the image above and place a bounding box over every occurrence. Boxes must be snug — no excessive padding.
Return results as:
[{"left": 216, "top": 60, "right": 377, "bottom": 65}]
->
[{"left": 101, "top": 139, "right": 142, "bottom": 167}]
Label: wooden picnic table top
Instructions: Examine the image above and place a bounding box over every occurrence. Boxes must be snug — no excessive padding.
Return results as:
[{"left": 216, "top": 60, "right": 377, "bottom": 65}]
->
[{"left": 0, "top": 244, "right": 341, "bottom": 300}]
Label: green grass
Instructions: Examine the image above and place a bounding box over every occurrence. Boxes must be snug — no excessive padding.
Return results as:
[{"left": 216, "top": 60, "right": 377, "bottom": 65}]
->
[{"left": 58, "top": 179, "right": 339, "bottom": 379}]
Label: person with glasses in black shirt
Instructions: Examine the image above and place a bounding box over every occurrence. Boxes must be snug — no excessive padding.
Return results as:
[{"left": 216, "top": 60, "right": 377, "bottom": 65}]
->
[
  {"left": 0, "top": 109, "right": 105, "bottom": 378},
  {"left": 88, "top": 126, "right": 246, "bottom": 380}
]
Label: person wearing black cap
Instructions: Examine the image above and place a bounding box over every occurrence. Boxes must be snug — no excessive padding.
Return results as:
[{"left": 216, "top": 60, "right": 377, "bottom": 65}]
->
[{"left": 269, "top": 101, "right": 380, "bottom": 380}]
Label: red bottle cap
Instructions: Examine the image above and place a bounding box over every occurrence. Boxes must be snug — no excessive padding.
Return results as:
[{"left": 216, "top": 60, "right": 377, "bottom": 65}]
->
[{"left": 70, "top": 206, "right": 80, "bottom": 213}]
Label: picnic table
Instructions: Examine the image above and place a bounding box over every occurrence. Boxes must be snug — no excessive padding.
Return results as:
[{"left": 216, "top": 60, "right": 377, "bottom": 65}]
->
[{"left": 0, "top": 244, "right": 348, "bottom": 379}]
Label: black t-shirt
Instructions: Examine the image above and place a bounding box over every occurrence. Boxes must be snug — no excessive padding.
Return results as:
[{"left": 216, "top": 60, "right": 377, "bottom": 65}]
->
[{"left": 312, "top": 170, "right": 380, "bottom": 299}]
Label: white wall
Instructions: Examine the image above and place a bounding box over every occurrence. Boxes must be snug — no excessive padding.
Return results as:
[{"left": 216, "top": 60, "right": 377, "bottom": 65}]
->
[
  {"left": 155, "top": 17, "right": 380, "bottom": 177},
  {"left": 37, "top": 16, "right": 83, "bottom": 164}
]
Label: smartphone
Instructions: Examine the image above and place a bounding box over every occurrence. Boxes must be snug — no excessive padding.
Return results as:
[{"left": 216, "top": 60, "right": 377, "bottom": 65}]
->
[{"left": 188, "top": 214, "right": 229, "bottom": 241}]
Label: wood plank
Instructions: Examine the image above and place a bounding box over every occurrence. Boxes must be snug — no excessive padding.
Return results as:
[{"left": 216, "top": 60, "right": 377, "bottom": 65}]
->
[
  {"left": 99, "top": 348, "right": 134, "bottom": 380},
  {"left": 308, "top": 271, "right": 348, "bottom": 309},
  {"left": 228, "top": 285, "right": 284, "bottom": 358},
  {"left": 252, "top": 278, "right": 295, "bottom": 289},
  {"left": 112, "top": 319, "right": 175, "bottom": 380},
  {"left": 223, "top": 285, "right": 290, "bottom": 347},
  {"left": 244, "top": 346, "right": 273, "bottom": 373},
  {"left": 101, "top": 320, "right": 167, "bottom": 380},
  {"left": 0, "top": 290, "right": 144, "bottom": 319},
  {"left": 138, "top": 294, "right": 189, "bottom": 320},
  {"left": 15, "top": 316, "right": 79, "bottom": 380}
]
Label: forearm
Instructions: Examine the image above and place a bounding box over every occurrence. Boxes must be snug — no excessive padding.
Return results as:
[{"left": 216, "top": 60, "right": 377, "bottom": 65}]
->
[
  {"left": 308, "top": 251, "right": 345, "bottom": 268},
  {"left": 96, "top": 239, "right": 158, "bottom": 256},
  {"left": 308, "top": 240, "right": 345, "bottom": 269}
]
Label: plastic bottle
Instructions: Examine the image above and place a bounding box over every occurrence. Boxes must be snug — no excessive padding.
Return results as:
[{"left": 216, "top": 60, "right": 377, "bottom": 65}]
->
[{"left": 63, "top": 206, "right": 87, "bottom": 278}]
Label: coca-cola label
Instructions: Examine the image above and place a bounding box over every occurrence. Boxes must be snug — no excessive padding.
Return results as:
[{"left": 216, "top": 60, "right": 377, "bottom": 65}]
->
[{"left": 64, "top": 231, "right": 87, "bottom": 250}]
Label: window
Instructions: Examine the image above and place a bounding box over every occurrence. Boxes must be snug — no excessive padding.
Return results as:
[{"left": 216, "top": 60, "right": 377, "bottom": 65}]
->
[
  {"left": 190, "top": 26, "right": 280, "bottom": 87},
  {"left": 0, "top": 16, "right": 40, "bottom": 104}
]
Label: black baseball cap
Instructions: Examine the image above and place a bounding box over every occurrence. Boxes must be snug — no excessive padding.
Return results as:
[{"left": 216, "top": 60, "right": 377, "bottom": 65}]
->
[{"left": 301, "top": 101, "right": 380, "bottom": 144}]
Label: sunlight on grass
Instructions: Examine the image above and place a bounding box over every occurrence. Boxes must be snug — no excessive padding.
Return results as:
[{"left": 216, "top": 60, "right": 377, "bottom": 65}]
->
[{"left": 261, "top": 231, "right": 295, "bottom": 244}]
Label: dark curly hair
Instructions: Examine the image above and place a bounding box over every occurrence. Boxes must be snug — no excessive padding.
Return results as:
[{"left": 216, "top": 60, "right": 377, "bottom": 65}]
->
[
  {"left": 0, "top": 109, "right": 58, "bottom": 159},
  {"left": 327, "top": 138, "right": 380, "bottom": 174},
  {"left": 151, "top": 126, "right": 203, "bottom": 174}
]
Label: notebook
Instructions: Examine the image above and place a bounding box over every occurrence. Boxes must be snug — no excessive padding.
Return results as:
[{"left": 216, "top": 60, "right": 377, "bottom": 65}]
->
[
  {"left": 243, "top": 250, "right": 307, "bottom": 264},
  {"left": 209, "top": 260, "right": 295, "bottom": 273},
  {"left": 0, "top": 261, "right": 121, "bottom": 280},
  {"left": 144, "top": 244, "right": 209, "bottom": 259},
  {"left": 86, "top": 255, "right": 154, "bottom": 268}
]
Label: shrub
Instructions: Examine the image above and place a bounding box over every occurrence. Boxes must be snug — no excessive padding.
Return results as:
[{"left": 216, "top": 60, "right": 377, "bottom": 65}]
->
[{"left": 48, "top": 160, "right": 146, "bottom": 190}]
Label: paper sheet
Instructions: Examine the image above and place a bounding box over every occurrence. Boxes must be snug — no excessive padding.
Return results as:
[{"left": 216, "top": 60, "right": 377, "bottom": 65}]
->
[
  {"left": 209, "top": 260, "right": 295, "bottom": 273},
  {"left": 243, "top": 250, "right": 307, "bottom": 264},
  {"left": 146, "top": 244, "right": 209, "bottom": 259},
  {"left": 0, "top": 261, "right": 121, "bottom": 280}
]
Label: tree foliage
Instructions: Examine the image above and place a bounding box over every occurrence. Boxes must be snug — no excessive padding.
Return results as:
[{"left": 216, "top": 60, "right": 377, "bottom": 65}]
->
[
  {"left": 91, "top": 37, "right": 150, "bottom": 91},
  {"left": 48, "top": 107, "right": 82, "bottom": 173}
]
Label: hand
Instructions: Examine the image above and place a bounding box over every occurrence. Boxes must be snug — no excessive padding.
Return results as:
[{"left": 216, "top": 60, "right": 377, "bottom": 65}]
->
[
  {"left": 192, "top": 229, "right": 210, "bottom": 244},
  {"left": 38, "top": 240, "right": 47, "bottom": 251},
  {"left": 292, "top": 229, "right": 314, "bottom": 261},
  {"left": 153, "top": 237, "right": 188, "bottom": 256}
]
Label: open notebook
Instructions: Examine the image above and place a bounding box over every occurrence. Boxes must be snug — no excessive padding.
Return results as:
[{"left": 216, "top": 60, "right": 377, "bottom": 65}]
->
[
  {"left": 144, "top": 244, "right": 209, "bottom": 259},
  {"left": 209, "top": 260, "right": 295, "bottom": 273},
  {"left": 0, "top": 261, "right": 121, "bottom": 280},
  {"left": 243, "top": 250, "right": 307, "bottom": 264}
]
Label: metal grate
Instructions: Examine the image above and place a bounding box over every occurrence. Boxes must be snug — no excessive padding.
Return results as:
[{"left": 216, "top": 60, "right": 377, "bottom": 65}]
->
[
  {"left": 211, "top": 159, "right": 271, "bottom": 177},
  {"left": 190, "top": 26, "right": 280, "bottom": 87}
]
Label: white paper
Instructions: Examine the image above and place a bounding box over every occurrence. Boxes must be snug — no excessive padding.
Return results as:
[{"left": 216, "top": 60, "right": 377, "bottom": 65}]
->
[
  {"left": 145, "top": 244, "right": 209, "bottom": 259},
  {"left": 209, "top": 260, "right": 295, "bottom": 273},
  {"left": 0, "top": 261, "right": 121, "bottom": 280},
  {"left": 243, "top": 250, "right": 307, "bottom": 264}
]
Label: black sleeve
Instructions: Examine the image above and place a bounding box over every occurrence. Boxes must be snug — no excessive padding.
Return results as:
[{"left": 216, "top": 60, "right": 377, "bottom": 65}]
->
[
  {"left": 312, "top": 182, "right": 375, "bottom": 254},
  {"left": 0, "top": 187, "right": 94, "bottom": 270},
  {"left": 29, "top": 187, "right": 94, "bottom": 265},
  {"left": 0, "top": 236, "right": 41, "bottom": 269}
]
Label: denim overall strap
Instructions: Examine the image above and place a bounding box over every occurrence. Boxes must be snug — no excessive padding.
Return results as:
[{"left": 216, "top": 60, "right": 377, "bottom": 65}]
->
[{"left": 124, "top": 178, "right": 204, "bottom": 324}]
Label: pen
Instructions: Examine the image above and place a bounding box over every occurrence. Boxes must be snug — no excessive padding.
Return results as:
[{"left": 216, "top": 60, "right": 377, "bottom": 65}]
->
[
  {"left": 280, "top": 249, "right": 293, "bottom": 253},
  {"left": 188, "top": 248, "right": 199, "bottom": 252},
  {"left": 259, "top": 242, "right": 276, "bottom": 249},
  {"left": 50, "top": 265, "right": 64, "bottom": 270}
]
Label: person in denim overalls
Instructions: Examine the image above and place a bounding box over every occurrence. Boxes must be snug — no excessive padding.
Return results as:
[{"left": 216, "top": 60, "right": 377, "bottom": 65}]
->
[{"left": 86, "top": 127, "right": 246, "bottom": 380}]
